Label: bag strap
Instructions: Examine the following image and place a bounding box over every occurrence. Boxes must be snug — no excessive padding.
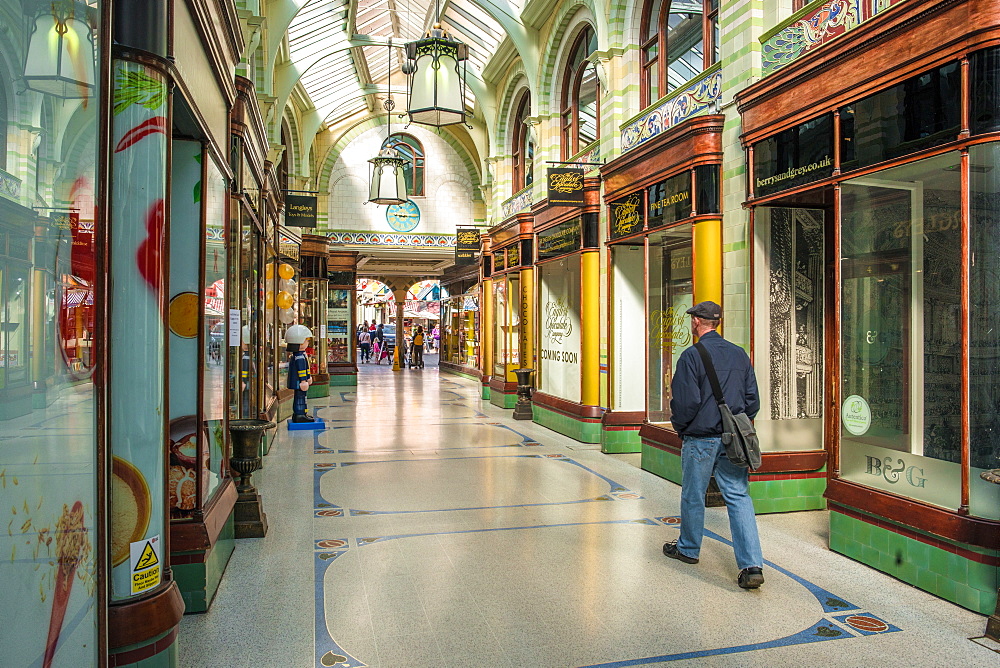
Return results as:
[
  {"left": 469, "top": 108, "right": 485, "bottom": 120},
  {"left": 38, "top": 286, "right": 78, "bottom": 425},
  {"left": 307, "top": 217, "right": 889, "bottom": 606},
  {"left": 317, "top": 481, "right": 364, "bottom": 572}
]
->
[{"left": 694, "top": 342, "right": 726, "bottom": 407}]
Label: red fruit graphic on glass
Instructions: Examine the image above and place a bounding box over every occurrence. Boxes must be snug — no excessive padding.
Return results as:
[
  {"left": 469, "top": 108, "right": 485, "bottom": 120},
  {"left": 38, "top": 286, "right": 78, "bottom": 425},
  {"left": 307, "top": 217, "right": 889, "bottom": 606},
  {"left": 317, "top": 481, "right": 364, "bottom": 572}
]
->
[{"left": 137, "top": 199, "right": 164, "bottom": 295}]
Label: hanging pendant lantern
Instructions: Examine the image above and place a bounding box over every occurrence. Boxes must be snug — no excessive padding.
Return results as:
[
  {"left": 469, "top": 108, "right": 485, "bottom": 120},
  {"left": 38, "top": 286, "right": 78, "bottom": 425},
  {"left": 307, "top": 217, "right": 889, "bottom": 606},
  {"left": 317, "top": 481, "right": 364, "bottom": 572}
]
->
[
  {"left": 23, "top": 1, "right": 96, "bottom": 99},
  {"left": 366, "top": 40, "right": 408, "bottom": 206},
  {"left": 403, "top": 23, "right": 469, "bottom": 127},
  {"left": 367, "top": 146, "right": 407, "bottom": 206}
]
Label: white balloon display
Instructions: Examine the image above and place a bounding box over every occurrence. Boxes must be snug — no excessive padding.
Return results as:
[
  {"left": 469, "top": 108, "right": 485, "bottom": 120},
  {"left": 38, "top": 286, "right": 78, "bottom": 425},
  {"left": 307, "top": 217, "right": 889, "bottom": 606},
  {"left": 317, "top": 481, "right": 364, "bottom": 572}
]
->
[{"left": 278, "top": 307, "right": 296, "bottom": 324}]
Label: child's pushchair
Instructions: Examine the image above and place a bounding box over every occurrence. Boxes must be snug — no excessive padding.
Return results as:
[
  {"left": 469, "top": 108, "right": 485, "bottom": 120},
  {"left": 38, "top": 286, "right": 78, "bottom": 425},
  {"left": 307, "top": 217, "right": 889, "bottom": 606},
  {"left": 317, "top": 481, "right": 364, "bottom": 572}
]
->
[{"left": 374, "top": 339, "right": 393, "bottom": 365}]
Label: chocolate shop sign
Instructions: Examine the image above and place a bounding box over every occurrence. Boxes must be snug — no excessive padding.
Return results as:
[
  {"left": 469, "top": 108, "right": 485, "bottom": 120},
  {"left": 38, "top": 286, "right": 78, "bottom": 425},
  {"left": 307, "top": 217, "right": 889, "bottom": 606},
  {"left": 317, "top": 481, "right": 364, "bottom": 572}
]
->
[
  {"left": 537, "top": 219, "right": 582, "bottom": 260},
  {"left": 609, "top": 192, "right": 642, "bottom": 240},
  {"left": 455, "top": 228, "right": 479, "bottom": 266},
  {"left": 547, "top": 168, "right": 585, "bottom": 206}
]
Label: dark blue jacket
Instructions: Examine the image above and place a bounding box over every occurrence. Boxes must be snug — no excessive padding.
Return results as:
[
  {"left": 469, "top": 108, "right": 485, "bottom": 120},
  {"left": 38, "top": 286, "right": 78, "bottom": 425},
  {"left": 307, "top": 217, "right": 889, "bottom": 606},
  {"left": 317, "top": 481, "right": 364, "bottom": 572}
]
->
[{"left": 669, "top": 330, "right": 759, "bottom": 437}]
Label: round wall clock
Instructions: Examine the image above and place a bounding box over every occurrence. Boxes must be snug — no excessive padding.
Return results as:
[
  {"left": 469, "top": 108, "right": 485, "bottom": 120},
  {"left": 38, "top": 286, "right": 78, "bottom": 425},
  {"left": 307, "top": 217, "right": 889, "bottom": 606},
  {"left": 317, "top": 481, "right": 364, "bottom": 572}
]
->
[{"left": 386, "top": 200, "right": 421, "bottom": 232}]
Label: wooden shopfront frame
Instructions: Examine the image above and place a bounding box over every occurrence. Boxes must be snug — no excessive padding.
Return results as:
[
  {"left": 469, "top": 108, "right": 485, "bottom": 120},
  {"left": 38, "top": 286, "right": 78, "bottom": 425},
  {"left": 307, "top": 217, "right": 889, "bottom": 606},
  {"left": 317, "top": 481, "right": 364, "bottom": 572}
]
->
[
  {"left": 529, "top": 178, "right": 603, "bottom": 434},
  {"left": 486, "top": 212, "right": 533, "bottom": 400},
  {"left": 736, "top": 0, "right": 1000, "bottom": 572},
  {"left": 601, "top": 116, "right": 724, "bottom": 452}
]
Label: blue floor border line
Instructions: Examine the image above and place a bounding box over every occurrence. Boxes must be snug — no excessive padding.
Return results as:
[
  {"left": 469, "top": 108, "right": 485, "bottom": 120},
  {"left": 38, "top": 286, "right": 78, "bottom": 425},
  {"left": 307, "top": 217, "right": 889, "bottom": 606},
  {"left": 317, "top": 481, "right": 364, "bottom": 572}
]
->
[
  {"left": 311, "top": 454, "right": 643, "bottom": 517},
  {"left": 311, "top": 421, "right": 540, "bottom": 454},
  {"left": 312, "top": 518, "right": 901, "bottom": 668}
]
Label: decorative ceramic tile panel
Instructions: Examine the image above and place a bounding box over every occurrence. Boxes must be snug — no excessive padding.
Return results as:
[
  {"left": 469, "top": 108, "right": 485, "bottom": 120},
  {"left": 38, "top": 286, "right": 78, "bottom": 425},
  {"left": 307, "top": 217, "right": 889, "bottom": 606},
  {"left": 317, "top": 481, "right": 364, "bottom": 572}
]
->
[
  {"left": 501, "top": 185, "right": 534, "bottom": 219},
  {"left": 761, "top": 0, "right": 907, "bottom": 77},
  {"left": 0, "top": 168, "right": 21, "bottom": 200},
  {"left": 324, "top": 231, "right": 457, "bottom": 247},
  {"left": 621, "top": 67, "right": 722, "bottom": 153}
]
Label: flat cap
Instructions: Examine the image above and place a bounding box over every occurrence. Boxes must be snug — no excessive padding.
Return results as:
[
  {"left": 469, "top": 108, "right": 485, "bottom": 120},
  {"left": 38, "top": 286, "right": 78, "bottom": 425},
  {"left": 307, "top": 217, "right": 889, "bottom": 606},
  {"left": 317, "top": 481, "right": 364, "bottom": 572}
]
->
[{"left": 686, "top": 301, "right": 722, "bottom": 320}]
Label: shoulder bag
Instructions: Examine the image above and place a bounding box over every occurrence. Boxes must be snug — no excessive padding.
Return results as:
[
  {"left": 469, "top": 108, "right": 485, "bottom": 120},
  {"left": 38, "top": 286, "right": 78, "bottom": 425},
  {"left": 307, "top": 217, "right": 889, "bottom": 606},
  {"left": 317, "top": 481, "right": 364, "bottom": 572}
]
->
[{"left": 693, "top": 342, "right": 762, "bottom": 471}]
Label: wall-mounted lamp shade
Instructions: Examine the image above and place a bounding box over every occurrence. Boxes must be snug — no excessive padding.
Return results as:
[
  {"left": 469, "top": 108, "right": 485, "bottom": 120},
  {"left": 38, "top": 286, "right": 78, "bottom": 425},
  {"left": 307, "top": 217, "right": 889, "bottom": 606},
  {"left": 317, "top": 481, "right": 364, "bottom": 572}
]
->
[
  {"left": 24, "top": 8, "right": 95, "bottom": 98},
  {"left": 404, "top": 34, "right": 469, "bottom": 127},
  {"left": 368, "top": 148, "right": 407, "bottom": 205}
]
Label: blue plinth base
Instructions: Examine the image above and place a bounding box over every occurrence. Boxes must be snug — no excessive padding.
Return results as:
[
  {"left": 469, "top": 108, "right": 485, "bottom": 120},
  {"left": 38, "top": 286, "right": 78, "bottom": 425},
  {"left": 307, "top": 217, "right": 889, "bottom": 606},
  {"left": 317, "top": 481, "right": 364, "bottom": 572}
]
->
[{"left": 287, "top": 418, "right": 327, "bottom": 431}]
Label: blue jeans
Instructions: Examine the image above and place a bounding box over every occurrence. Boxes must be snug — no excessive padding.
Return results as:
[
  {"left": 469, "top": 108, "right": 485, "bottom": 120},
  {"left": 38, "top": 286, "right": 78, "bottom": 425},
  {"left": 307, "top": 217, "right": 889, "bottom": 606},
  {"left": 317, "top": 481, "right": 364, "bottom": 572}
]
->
[{"left": 677, "top": 435, "right": 763, "bottom": 570}]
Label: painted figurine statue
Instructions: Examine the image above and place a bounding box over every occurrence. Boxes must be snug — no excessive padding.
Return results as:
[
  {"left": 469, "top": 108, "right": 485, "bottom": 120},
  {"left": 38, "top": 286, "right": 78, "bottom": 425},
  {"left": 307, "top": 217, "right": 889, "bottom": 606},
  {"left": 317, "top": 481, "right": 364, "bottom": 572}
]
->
[{"left": 285, "top": 324, "right": 314, "bottom": 422}]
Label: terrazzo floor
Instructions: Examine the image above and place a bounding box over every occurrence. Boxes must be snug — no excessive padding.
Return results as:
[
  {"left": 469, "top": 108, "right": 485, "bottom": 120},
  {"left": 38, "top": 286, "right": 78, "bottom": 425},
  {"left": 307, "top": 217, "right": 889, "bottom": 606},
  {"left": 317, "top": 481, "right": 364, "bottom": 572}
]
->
[{"left": 179, "top": 358, "right": 997, "bottom": 667}]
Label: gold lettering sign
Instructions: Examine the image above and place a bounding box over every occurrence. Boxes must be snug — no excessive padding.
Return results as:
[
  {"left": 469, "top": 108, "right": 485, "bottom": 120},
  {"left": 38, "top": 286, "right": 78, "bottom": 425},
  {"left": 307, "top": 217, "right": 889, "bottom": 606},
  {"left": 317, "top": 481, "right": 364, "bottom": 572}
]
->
[
  {"left": 457, "top": 230, "right": 480, "bottom": 245},
  {"left": 544, "top": 298, "right": 573, "bottom": 344},
  {"left": 649, "top": 190, "right": 689, "bottom": 212},
  {"left": 649, "top": 307, "right": 692, "bottom": 351},
  {"left": 612, "top": 194, "right": 642, "bottom": 238},
  {"left": 549, "top": 171, "right": 583, "bottom": 194},
  {"left": 508, "top": 245, "right": 520, "bottom": 267}
]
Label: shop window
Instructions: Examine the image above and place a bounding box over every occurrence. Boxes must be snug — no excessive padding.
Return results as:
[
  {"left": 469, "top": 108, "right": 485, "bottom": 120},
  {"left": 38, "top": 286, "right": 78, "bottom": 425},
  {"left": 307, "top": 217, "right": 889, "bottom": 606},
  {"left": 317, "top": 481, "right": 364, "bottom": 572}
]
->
[
  {"left": 538, "top": 258, "right": 582, "bottom": 403},
  {"left": 610, "top": 245, "right": 646, "bottom": 412},
  {"left": 753, "top": 207, "right": 825, "bottom": 451},
  {"left": 839, "top": 151, "right": 962, "bottom": 509},
  {"left": 969, "top": 142, "right": 1000, "bottom": 519},
  {"left": 382, "top": 133, "right": 424, "bottom": 197},
  {"left": 754, "top": 113, "right": 834, "bottom": 198},
  {"left": 647, "top": 224, "right": 693, "bottom": 423},
  {"left": 971, "top": 47, "right": 1000, "bottom": 136},
  {"left": 640, "top": 0, "right": 719, "bottom": 109},
  {"left": 561, "top": 27, "right": 600, "bottom": 159},
  {"left": 840, "top": 62, "right": 961, "bottom": 171},
  {"left": 695, "top": 164, "right": 720, "bottom": 214},
  {"left": 511, "top": 92, "right": 534, "bottom": 193},
  {"left": 326, "top": 288, "right": 351, "bottom": 364},
  {"left": 493, "top": 275, "right": 520, "bottom": 378}
]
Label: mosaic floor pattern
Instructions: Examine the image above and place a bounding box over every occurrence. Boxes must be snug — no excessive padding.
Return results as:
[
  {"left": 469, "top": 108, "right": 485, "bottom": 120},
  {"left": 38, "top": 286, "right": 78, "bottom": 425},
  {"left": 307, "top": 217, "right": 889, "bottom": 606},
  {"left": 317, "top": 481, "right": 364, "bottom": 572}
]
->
[{"left": 180, "top": 361, "right": 993, "bottom": 668}]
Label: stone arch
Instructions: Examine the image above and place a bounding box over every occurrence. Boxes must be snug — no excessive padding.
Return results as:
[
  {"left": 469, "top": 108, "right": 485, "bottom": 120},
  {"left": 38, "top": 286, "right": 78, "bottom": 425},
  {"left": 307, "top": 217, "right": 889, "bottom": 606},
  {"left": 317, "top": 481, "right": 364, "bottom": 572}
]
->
[
  {"left": 610, "top": 0, "right": 644, "bottom": 51},
  {"left": 495, "top": 71, "right": 532, "bottom": 158},
  {"left": 538, "top": 3, "right": 601, "bottom": 119}
]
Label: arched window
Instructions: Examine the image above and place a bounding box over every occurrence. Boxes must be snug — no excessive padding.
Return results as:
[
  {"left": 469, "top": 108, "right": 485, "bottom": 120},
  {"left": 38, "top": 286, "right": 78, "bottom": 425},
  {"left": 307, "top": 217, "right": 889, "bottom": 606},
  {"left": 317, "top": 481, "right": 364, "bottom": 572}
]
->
[
  {"left": 640, "top": 0, "right": 719, "bottom": 109},
  {"left": 279, "top": 122, "right": 291, "bottom": 194},
  {"left": 561, "top": 27, "right": 599, "bottom": 159},
  {"left": 511, "top": 92, "right": 534, "bottom": 192},
  {"left": 381, "top": 133, "right": 424, "bottom": 196}
]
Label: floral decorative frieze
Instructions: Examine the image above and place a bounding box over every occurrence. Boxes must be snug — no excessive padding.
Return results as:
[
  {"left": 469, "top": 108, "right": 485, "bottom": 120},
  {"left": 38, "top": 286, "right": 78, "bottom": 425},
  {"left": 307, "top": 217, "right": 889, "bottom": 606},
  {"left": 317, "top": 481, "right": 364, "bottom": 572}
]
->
[
  {"left": 761, "top": 0, "right": 906, "bottom": 77},
  {"left": 0, "top": 169, "right": 22, "bottom": 201},
  {"left": 621, "top": 67, "right": 722, "bottom": 153},
  {"left": 568, "top": 142, "right": 601, "bottom": 167},
  {"left": 326, "top": 231, "right": 456, "bottom": 247},
  {"left": 501, "top": 186, "right": 533, "bottom": 219}
]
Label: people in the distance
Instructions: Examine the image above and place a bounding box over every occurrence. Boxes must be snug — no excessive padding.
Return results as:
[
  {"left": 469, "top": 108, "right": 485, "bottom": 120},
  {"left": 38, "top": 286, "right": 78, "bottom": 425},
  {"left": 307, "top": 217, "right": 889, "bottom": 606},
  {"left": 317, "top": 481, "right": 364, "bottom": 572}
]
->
[
  {"left": 285, "top": 324, "right": 314, "bottom": 423},
  {"left": 661, "top": 301, "right": 764, "bottom": 590},
  {"left": 410, "top": 326, "right": 425, "bottom": 369},
  {"left": 358, "top": 327, "right": 371, "bottom": 363},
  {"left": 240, "top": 324, "right": 254, "bottom": 417}
]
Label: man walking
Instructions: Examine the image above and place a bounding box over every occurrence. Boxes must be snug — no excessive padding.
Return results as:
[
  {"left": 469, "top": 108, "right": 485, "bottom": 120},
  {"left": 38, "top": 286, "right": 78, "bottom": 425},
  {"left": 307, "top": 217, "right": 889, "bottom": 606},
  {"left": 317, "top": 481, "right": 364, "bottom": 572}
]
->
[{"left": 662, "top": 301, "right": 765, "bottom": 589}]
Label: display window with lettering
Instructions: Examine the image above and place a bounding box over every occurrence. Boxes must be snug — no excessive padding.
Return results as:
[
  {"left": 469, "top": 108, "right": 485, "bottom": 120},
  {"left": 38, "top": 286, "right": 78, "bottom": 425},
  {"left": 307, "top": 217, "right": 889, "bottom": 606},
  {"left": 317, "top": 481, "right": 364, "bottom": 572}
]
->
[
  {"left": 647, "top": 171, "right": 692, "bottom": 228},
  {"left": 753, "top": 114, "right": 834, "bottom": 198},
  {"left": 839, "top": 152, "right": 963, "bottom": 509},
  {"left": 493, "top": 276, "right": 520, "bottom": 378},
  {"left": 752, "top": 207, "right": 826, "bottom": 452},
  {"left": 969, "top": 142, "right": 1000, "bottom": 520},
  {"left": 538, "top": 257, "right": 582, "bottom": 403},
  {"left": 647, "top": 225, "right": 693, "bottom": 423}
]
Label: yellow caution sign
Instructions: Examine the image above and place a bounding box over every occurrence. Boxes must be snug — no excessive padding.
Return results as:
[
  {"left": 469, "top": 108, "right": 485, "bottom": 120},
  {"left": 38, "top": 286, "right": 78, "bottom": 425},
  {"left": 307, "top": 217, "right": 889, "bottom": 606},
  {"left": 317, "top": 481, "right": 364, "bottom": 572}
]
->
[
  {"left": 134, "top": 541, "right": 159, "bottom": 570},
  {"left": 129, "top": 535, "right": 161, "bottom": 595}
]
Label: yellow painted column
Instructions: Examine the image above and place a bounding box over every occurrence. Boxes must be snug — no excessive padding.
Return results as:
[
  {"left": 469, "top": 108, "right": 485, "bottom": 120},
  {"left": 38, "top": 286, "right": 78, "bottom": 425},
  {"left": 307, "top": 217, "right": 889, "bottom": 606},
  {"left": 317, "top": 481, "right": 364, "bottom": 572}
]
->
[
  {"left": 518, "top": 267, "right": 534, "bottom": 380},
  {"left": 581, "top": 250, "right": 600, "bottom": 406},
  {"left": 480, "top": 278, "right": 493, "bottom": 380},
  {"left": 31, "top": 270, "right": 46, "bottom": 381},
  {"left": 693, "top": 218, "right": 724, "bottom": 315}
]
